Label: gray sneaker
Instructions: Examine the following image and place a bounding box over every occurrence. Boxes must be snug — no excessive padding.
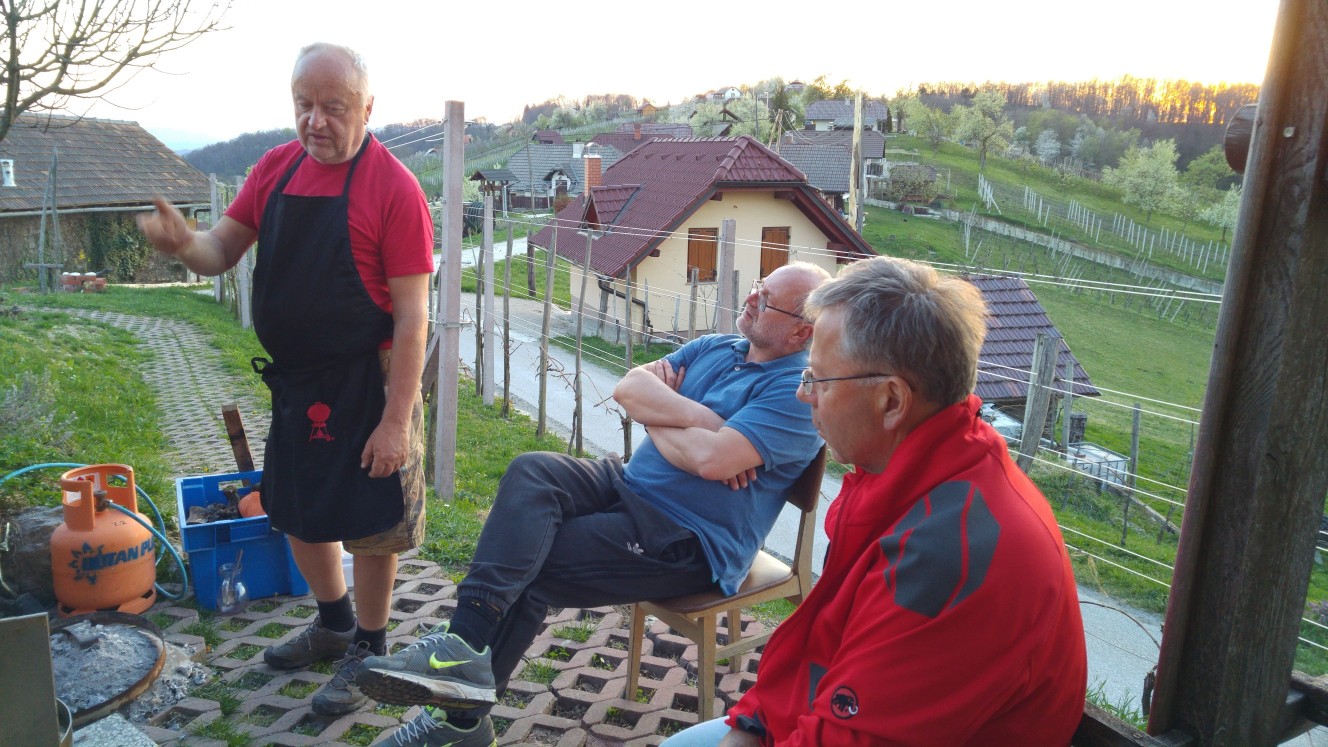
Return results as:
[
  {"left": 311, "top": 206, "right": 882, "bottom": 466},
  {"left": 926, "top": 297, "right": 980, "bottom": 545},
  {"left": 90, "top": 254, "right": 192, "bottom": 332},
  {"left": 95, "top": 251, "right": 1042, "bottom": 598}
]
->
[
  {"left": 312, "top": 642, "right": 372, "bottom": 716},
  {"left": 264, "top": 616, "right": 355, "bottom": 670},
  {"left": 375, "top": 708, "right": 496, "bottom": 747},
  {"left": 357, "top": 627, "right": 496, "bottom": 710}
]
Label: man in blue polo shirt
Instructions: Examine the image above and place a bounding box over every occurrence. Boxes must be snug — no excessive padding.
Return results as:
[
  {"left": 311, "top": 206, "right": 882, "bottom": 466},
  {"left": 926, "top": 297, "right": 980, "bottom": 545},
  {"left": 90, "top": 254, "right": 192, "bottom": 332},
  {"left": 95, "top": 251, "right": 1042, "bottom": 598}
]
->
[{"left": 358, "top": 262, "right": 829, "bottom": 746}]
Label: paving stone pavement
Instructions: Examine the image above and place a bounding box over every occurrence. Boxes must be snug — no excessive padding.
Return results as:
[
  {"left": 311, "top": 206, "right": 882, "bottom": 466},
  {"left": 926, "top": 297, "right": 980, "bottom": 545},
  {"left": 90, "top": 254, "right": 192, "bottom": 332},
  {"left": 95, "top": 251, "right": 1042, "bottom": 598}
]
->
[
  {"left": 78, "top": 309, "right": 741, "bottom": 745},
  {"left": 66, "top": 309, "right": 269, "bottom": 475}
]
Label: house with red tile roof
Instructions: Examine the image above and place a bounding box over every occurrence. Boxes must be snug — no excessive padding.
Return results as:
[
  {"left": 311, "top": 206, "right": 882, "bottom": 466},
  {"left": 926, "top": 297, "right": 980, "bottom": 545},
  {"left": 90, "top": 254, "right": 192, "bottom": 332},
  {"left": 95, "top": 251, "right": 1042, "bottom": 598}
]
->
[{"left": 529, "top": 136, "right": 875, "bottom": 339}]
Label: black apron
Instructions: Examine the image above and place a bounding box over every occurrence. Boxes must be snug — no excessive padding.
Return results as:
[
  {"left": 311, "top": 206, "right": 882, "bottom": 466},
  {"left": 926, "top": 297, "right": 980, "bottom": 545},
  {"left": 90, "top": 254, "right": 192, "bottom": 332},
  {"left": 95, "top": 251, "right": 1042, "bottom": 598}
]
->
[{"left": 250, "top": 136, "right": 404, "bottom": 542}]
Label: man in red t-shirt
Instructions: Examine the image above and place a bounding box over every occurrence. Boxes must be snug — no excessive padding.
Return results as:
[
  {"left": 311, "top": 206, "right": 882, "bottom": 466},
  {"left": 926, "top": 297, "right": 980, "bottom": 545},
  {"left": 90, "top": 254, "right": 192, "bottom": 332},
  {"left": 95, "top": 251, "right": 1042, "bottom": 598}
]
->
[
  {"left": 663, "top": 257, "right": 1087, "bottom": 747},
  {"left": 138, "top": 42, "right": 437, "bottom": 722}
]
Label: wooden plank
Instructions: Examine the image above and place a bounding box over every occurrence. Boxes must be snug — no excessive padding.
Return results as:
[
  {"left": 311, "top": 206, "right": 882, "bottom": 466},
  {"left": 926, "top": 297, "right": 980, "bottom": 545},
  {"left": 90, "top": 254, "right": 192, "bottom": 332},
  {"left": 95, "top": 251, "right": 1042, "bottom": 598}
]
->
[
  {"left": 1147, "top": 0, "right": 1328, "bottom": 741},
  {"left": 220, "top": 404, "right": 255, "bottom": 472}
]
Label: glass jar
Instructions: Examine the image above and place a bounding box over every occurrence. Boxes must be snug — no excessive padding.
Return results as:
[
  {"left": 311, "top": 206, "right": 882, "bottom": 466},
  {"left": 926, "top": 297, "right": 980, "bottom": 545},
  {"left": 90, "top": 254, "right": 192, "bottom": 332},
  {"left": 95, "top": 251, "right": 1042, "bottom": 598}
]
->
[{"left": 216, "top": 561, "right": 249, "bottom": 615}]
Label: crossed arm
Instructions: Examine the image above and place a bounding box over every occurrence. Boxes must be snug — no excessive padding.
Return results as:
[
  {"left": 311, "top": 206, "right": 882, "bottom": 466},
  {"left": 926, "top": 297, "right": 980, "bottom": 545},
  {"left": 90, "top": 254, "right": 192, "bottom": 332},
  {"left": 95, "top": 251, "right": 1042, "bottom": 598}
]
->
[{"left": 613, "top": 359, "right": 763, "bottom": 488}]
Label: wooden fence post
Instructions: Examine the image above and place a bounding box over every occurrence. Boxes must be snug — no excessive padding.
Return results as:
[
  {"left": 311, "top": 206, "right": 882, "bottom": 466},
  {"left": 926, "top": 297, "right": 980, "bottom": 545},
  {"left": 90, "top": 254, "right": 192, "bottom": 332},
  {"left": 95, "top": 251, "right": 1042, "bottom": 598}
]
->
[
  {"left": 501, "top": 221, "right": 513, "bottom": 417},
  {"left": 715, "top": 219, "right": 737, "bottom": 334},
  {"left": 1016, "top": 332, "right": 1058, "bottom": 473},
  {"left": 688, "top": 267, "right": 699, "bottom": 340},
  {"left": 432, "top": 101, "right": 465, "bottom": 501},
  {"left": 480, "top": 192, "right": 495, "bottom": 404},
  {"left": 537, "top": 229, "right": 555, "bottom": 438},
  {"left": 572, "top": 231, "right": 594, "bottom": 455}
]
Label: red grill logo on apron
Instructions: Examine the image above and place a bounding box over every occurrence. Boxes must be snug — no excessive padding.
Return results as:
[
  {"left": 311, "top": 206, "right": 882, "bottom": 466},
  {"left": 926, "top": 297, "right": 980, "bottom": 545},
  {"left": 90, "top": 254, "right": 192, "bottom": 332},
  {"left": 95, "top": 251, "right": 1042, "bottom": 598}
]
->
[{"left": 308, "top": 402, "right": 334, "bottom": 442}]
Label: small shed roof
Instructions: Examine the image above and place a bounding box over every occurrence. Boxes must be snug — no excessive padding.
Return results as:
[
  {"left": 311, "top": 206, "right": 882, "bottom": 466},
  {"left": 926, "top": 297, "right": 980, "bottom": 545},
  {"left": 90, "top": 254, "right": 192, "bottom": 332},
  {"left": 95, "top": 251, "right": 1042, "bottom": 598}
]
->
[
  {"left": 0, "top": 114, "right": 208, "bottom": 213},
  {"left": 470, "top": 168, "right": 518, "bottom": 183},
  {"left": 966, "top": 274, "right": 1099, "bottom": 403}
]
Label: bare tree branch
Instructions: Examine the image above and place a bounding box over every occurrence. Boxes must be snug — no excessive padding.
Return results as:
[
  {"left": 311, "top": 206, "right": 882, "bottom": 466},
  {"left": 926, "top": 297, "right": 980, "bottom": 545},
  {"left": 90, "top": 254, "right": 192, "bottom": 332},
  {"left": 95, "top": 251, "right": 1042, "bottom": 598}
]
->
[{"left": 1, "top": 0, "right": 228, "bottom": 142}]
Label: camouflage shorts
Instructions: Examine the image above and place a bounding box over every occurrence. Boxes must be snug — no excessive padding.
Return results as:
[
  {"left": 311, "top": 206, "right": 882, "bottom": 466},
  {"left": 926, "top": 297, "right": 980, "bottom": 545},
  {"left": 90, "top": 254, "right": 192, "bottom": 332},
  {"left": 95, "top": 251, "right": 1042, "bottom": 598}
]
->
[{"left": 345, "top": 349, "right": 427, "bottom": 556}]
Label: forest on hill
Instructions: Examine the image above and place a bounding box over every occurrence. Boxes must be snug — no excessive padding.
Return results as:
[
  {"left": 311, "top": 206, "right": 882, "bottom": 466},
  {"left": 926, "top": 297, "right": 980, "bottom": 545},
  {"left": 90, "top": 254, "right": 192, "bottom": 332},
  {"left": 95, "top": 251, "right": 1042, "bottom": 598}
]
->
[{"left": 184, "top": 75, "right": 1256, "bottom": 187}]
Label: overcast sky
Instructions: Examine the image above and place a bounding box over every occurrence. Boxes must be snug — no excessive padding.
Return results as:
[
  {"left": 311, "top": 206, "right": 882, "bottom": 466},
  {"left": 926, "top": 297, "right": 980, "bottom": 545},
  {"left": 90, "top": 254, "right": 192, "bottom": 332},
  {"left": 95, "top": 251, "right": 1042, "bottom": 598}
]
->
[{"left": 75, "top": 0, "right": 1281, "bottom": 150}]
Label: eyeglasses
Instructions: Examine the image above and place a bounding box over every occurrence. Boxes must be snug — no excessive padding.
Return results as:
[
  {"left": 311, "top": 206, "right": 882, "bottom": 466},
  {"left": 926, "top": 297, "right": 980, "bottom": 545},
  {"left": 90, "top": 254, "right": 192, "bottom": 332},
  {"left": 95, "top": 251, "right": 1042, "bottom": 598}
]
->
[
  {"left": 799, "top": 368, "right": 893, "bottom": 396},
  {"left": 751, "top": 279, "right": 806, "bottom": 321}
]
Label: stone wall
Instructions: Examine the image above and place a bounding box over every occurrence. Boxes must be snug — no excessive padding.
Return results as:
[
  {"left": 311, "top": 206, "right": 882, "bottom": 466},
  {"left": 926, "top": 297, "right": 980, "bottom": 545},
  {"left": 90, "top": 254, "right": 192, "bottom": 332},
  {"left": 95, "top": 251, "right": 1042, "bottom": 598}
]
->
[{"left": 0, "top": 211, "right": 189, "bottom": 284}]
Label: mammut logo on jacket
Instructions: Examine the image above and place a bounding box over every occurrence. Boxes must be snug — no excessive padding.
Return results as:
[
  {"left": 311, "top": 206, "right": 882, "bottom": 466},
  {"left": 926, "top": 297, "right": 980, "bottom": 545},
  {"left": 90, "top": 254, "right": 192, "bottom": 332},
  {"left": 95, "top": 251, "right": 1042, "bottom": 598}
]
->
[{"left": 878, "top": 481, "right": 1000, "bottom": 618}]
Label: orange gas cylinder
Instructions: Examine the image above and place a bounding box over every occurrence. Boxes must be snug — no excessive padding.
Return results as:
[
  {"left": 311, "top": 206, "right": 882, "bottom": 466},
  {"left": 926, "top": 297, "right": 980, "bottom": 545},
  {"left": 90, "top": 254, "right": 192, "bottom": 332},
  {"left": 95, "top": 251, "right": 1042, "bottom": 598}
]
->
[{"left": 50, "top": 464, "right": 157, "bottom": 617}]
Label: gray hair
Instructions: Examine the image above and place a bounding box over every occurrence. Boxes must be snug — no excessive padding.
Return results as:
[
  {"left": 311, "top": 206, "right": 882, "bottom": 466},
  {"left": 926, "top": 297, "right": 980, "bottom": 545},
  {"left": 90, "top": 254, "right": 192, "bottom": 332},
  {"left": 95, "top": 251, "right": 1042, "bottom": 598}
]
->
[
  {"left": 294, "top": 42, "right": 370, "bottom": 96},
  {"left": 804, "top": 257, "right": 987, "bottom": 406}
]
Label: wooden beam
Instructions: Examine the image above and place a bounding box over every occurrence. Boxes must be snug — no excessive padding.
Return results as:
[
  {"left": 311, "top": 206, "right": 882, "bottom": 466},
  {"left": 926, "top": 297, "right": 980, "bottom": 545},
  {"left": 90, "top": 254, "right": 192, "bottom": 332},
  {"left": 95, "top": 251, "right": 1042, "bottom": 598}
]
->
[
  {"left": 1147, "top": 0, "right": 1328, "bottom": 742},
  {"left": 1073, "top": 702, "right": 1193, "bottom": 747}
]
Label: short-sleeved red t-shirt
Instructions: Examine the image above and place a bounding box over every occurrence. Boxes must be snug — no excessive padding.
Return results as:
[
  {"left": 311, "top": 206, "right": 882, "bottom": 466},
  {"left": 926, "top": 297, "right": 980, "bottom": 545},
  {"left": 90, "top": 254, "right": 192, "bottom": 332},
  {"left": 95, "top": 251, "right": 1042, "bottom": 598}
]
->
[{"left": 226, "top": 136, "right": 435, "bottom": 314}]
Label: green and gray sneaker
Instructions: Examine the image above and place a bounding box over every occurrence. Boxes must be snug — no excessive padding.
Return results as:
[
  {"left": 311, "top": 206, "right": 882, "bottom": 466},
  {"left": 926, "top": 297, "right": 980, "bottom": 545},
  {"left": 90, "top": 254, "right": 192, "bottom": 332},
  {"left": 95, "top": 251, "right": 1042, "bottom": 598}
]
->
[
  {"left": 264, "top": 616, "right": 355, "bottom": 670},
  {"left": 358, "top": 627, "right": 496, "bottom": 710},
  {"left": 375, "top": 708, "right": 496, "bottom": 747},
  {"left": 311, "top": 642, "right": 372, "bottom": 716}
]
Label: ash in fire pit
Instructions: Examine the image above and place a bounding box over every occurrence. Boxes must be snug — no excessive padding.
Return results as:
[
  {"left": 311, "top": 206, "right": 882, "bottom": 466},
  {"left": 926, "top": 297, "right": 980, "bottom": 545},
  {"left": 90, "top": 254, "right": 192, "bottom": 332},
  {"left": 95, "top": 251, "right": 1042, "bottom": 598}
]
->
[{"left": 51, "top": 620, "right": 162, "bottom": 714}]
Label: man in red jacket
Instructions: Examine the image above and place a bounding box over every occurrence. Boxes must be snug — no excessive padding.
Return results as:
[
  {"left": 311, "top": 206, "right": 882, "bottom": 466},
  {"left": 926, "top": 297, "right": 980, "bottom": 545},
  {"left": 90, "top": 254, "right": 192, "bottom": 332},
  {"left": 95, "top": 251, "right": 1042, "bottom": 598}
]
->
[{"left": 664, "top": 256, "right": 1087, "bottom": 746}]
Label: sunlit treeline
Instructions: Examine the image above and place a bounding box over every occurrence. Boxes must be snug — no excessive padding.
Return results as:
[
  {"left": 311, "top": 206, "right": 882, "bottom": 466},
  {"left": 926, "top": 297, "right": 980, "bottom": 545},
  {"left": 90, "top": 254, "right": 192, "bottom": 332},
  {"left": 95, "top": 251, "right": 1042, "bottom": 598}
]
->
[{"left": 914, "top": 76, "right": 1260, "bottom": 126}]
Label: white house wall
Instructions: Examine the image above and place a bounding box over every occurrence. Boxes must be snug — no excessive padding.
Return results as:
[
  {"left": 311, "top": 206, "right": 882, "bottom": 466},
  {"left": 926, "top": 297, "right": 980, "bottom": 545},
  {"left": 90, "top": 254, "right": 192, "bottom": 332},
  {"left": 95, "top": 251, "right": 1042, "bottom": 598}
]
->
[{"left": 570, "top": 190, "right": 843, "bottom": 341}]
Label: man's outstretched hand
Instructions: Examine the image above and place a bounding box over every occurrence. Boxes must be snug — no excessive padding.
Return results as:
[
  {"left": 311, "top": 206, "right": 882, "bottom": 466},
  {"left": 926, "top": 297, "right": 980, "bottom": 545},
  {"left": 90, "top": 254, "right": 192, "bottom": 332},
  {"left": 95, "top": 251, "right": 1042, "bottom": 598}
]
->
[{"left": 136, "top": 196, "right": 191, "bottom": 256}]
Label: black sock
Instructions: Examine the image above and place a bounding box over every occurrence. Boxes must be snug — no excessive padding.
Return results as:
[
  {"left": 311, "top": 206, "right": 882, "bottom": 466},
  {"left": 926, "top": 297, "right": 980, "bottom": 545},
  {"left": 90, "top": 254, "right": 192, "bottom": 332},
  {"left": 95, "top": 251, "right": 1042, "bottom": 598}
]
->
[
  {"left": 354, "top": 625, "right": 387, "bottom": 656},
  {"left": 317, "top": 593, "right": 355, "bottom": 633},
  {"left": 447, "top": 713, "right": 480, "bottom": 729},
  {"left": 448, "top": 594, "right": 500, "bottom": 651}
]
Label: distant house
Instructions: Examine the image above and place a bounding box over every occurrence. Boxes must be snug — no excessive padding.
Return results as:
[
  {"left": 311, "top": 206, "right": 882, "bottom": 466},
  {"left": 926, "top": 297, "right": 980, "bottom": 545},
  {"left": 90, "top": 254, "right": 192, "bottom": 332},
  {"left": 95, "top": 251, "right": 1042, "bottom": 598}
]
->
[
  {"left": 532, "top": 130, "right": 565, "bottom": 144},
  {"left": 965, "top": 274, "right": 1099, "bottom": 414},
  {"left": 803, "top": 99, "right": 891, "bottom": 131},
  {"left": 504, "top": 142, "right": 624, "bottom": 210},
  {"left": 614, "top": 122, "right": 692, "bottom": 139},
  {"left": 705, "top": 86, "right": 742, "bottom": 102},
  {"left": 785, "top": 80, "right": 806, "bottom": 94},
  {"left": 778, "top": 129, "right": 889, "bottom": 208},
  {"left": 637, "top": 101, "right": 658, "bottom": 118},
  {"left": 590, "top": 123, "right": 692, "bottom": 155},
  {"left": 529, "top": 136, "right": 876, "bottom": 339},
  {"left": 0, "top": 114, "right": 209, "bottom": 283}
]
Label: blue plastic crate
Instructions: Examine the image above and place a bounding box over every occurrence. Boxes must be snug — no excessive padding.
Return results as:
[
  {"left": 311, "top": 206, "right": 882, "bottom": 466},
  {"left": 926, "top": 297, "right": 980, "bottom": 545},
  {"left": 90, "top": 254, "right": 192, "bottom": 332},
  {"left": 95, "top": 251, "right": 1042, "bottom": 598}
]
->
[{"left": 175, "top": 470, "right": 308, "bottom": 610}]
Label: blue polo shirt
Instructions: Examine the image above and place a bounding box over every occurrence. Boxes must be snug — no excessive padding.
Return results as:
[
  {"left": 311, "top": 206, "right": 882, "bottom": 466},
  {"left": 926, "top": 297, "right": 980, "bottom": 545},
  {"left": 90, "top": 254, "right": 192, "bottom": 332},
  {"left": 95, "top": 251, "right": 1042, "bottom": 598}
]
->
[{"left": 623, "top": 335, "right": 822, "bottom": 595}]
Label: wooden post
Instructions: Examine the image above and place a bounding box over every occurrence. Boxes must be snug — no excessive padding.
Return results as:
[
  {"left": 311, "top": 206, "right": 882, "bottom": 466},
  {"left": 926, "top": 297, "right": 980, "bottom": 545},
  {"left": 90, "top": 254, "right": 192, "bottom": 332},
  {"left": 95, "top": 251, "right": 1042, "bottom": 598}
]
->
[
  {"left": 537, "top": 229, "right": 556, "bottom": 438},
  {"left": 474, "top": 209, "right": 485, "bottom": 397},
  {"left": 1061, "top": 380, "right": 1074, "bottom": 451},
  {"left": 716, "top": 219, "right": 737, "bottom": 334},
  {"left": 1016, "top": 332, "right": 1057, "bottom": 473},
  {"left": 432, "top": 101, "right": 465, "bottom": 501},
  {"left": 688, "top": 267, "right": 699, "bottom": 340},
  {"left": 849, "top": 91, "right": 864, "bottom": 231},
  {"left": 501, "top": 221, "right": 513, "bottom": 417},
  {"left": 211, "top": 174, "right": 223, "bottom": 303},
  {"left": 1121, "top": 403, "right": 1142, "bottom": 546},
  {"left": 624, "top": 273, "right": 635, "bottom": 365},
  {"left": 481, "top": 191, "right": 496, "bottom": 405},
  {"left": 573, "top": 231, "right": 594, "bottom": 455},
  {"left": 526, "top": 224, "right": 537, "bottom": 298},
  {"left": 1149, "top": 1, "right": 1328, "bottom": 741},
  {"left": 642, "top": 279, "right": 651, "bottom": 354}
]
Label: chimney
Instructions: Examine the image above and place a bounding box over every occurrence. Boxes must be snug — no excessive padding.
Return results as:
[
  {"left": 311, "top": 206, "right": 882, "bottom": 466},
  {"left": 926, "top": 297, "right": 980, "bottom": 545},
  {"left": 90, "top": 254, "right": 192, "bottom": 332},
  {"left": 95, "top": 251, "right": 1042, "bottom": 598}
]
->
[
  {"left": 572, "top": 142, "right": 584, "bottom": 158},
  {"left": 584, "top": 155, "right": 602, "bottom": 189},
  {"left": 634, "top": 123, "right": 642, "bottom": 141},
  {"left": 0, "top": 160, "right": 14, "bottom": 187}
]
